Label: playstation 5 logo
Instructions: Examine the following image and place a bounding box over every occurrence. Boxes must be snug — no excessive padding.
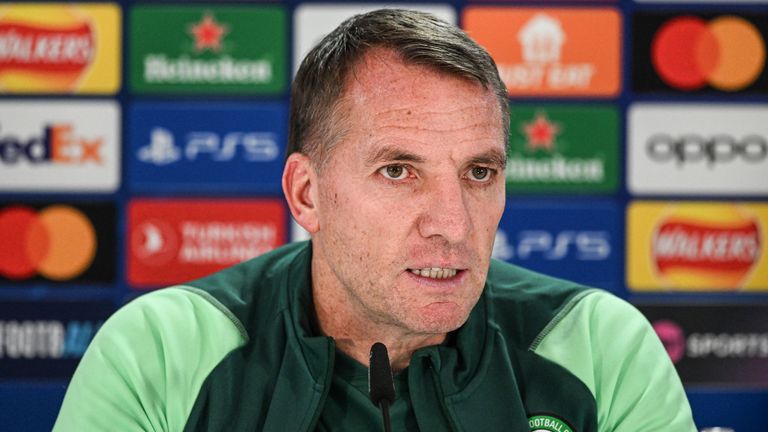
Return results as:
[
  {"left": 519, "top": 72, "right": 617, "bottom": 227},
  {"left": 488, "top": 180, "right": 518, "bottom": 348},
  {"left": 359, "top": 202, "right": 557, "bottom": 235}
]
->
[
  {"left": 137, "top": 127, "right": 280, "bottom": 166},
  {"left": 138, "top": 128, "right": 181, "bottom": 165}
]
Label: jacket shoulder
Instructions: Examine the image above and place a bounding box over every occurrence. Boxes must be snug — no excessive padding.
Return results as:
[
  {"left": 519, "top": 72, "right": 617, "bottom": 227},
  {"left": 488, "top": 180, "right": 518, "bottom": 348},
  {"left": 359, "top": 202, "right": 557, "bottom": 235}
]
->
[{"left": 485, "top": 259, "right": 595, "bottom": 349}]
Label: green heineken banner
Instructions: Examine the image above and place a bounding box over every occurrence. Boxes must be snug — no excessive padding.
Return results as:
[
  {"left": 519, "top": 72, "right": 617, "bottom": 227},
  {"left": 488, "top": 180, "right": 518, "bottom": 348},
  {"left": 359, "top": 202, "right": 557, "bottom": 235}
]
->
[
  {"left": 506, "top": 105, "right": 619, "bottom": 194},
  {"left": 130, "top": 5, "right": 287, "bottom": 94}
]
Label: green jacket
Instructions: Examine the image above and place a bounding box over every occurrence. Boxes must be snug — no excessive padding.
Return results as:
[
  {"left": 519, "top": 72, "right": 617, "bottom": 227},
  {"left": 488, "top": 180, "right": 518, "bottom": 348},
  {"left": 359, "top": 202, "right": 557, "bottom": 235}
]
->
[{"left": 54, "top": 241, "right": 696, "bottom": 431}]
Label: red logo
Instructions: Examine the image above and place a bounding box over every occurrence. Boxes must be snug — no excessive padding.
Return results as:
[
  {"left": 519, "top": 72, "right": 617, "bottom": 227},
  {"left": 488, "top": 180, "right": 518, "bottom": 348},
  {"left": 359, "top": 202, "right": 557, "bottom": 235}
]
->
[
  {"left": 654, "top": 220, "right": 760, "bottom": 273},
  {"left": 523, "top": 111, "right": 560, "bottom": 151},
  {"left": 188, "top": 12, "right": 229, "bottom": 53},
  {"left": 0, "top": 205, "right": 96, "bottom": 280},
  {"left": 0, "top": 21, "right": 93, "bottom": 73},
  {"left": 651, "top": 15, "right": 766, "bottom": 91},
  {"left": 127, "top": 199, "right": 286, "bottom": 288}
]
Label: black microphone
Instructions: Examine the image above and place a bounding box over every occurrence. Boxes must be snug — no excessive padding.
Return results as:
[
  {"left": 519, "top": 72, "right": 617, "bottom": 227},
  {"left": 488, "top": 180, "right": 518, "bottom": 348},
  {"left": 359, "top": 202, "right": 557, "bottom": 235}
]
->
[{"left": 369, "top": 342, "right": 395, "bottom": 432}]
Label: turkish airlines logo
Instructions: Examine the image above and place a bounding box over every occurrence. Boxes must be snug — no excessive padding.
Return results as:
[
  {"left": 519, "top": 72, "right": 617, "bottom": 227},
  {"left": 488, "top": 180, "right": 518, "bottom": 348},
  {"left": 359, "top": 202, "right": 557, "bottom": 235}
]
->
[
  {"left": 646, "top": 134, "right": 767, "bottom": 167},
  {"left": 651, "top": 15, "right": 766, "bottom": 91},
  {"left": 0, "top": 205, "right": 96, "bottom": 280},
  {"left": 127, "top": 199, "right": 286, "bottom": 288},
  {"left": 0, "top": 123, "right": 104, "bottom": 166}
]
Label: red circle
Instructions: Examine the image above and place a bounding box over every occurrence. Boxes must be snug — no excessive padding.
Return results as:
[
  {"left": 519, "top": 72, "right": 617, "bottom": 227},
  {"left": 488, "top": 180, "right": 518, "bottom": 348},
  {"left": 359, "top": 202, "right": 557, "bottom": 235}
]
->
[
  {"left": 652, "top": 16, "right": 715, "bottom": 90},
  {"left": 0, "top": 206, "right": 41, "bottom": 279}
]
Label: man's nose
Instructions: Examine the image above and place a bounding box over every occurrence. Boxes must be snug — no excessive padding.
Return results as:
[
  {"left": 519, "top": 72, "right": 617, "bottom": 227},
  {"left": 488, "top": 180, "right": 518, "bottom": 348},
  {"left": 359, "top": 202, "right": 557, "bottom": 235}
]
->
[{"left": 416, "top": 177, "right": 471, "bottom": 243}]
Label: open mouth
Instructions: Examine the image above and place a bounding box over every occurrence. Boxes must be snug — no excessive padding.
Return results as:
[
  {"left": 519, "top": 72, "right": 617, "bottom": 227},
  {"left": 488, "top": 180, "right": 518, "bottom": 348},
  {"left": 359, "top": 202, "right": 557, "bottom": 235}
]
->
[{"left": 408, "top": 267, "right": 459, "bottom": 279}]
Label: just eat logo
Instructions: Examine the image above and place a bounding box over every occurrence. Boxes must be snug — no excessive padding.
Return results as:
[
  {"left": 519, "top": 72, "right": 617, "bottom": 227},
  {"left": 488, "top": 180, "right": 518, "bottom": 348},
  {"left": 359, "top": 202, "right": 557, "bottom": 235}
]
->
[{"left": 0, "top": 123, "right": 104, "bottom": 165}]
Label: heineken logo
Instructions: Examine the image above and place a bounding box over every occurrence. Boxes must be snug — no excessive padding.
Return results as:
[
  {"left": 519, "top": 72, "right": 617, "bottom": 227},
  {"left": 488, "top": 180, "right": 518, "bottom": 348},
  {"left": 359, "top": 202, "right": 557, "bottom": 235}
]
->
[
  {"left": 524, "top": 112, "right": 561, "bottom": 152},
  {"left": 188, "top": 13, "right": 229, "bottom": 53},
  {"left": 130, "top": 5, "right": 286, "bottom": 94},
  {"left": 529, "top": 414, "right": 574, "bottom": 432},
  {"left": 506, "top": 104, "right": 618, "bottom": 193}
]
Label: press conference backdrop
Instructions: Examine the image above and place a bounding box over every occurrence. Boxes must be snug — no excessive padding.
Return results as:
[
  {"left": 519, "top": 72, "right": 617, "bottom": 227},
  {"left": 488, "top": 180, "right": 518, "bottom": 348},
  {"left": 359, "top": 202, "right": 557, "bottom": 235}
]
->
[{"left": 0, "top": 1, "right": 766, "bottom": 430}]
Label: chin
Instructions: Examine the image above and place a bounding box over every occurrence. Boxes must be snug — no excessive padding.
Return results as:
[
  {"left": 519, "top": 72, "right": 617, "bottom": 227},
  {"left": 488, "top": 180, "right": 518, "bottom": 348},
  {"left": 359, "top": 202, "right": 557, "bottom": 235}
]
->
[{"left": 411, "top": 302, "right": 472, "bottom": 334}]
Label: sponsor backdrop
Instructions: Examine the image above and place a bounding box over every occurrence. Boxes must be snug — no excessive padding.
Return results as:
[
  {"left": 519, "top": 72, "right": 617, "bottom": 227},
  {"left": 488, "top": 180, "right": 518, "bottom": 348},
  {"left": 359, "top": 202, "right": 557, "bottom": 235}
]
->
[{"left": 0, "top": 1, "right": 766, "bottom": 430}]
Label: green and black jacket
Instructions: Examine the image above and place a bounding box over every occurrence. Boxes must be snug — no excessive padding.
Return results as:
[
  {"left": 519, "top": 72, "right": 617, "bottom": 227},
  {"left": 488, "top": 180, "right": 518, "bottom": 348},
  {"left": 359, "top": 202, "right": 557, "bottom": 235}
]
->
[{"left": 55, "top": 241, "right": 696, "bottom": 431}]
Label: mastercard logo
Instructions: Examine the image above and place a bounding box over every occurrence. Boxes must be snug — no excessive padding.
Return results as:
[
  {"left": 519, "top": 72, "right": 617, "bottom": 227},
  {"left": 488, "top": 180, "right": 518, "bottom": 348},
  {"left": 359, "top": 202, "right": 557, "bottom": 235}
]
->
[
  {"left": 0, "top": 205, "right": 96, "bottom": 280},
  {"left": 651, "top": 15, "right": 766, "bottom": 91}
]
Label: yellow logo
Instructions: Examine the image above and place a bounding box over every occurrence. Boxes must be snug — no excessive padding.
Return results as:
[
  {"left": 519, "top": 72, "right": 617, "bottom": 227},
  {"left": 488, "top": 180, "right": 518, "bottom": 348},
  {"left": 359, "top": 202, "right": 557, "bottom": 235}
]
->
[
  {"left": 0, "top": 3, "right": 121, "bottom": 94},
  {"left": 627, "top": 202, "right": 768, "bottom": 291}
]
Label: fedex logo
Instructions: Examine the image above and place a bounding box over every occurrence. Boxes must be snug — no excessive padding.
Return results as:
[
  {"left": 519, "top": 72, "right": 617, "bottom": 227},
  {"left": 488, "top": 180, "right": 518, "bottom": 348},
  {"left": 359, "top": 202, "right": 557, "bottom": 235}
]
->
[
  {"left": 137, "top": 127, "right": 278, "bottom": 166},
  {"left": 494, "top": 229, "right": 611, "bottom": 261},
  {"left": 0, "top": 124, "right": 103, "bottom": 165}
]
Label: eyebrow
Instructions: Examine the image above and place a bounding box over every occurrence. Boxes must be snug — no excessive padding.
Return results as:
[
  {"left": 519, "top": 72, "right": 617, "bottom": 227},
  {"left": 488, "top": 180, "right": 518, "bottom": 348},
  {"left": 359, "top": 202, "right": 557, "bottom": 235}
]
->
[
  {"left": 469, "top": 148, "right": 508, "bottom": 169},
  {"left": 365, "top": 146, "right": 426, "bottom": 166},
  {"left": 365, "top": 145, "right": 508, "bottom": 168}
]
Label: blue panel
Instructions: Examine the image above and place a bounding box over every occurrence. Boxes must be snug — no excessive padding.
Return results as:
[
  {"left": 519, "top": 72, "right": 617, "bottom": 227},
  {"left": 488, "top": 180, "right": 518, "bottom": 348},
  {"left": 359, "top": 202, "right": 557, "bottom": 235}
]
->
[
  {"left": 495, "top": 199, "right": 621, "bottom": 292},
  {"left": 0, "top": 382, "right": 66, "bottom": 432},
  {"left": 0, "top": 300, "right": 114, "bottom": 379},
  {"left": 128, "top": 102, "right": 287, "bottom": 194},
  {"left": 688, "top": 389, "right": 768, "bottom": 432}
]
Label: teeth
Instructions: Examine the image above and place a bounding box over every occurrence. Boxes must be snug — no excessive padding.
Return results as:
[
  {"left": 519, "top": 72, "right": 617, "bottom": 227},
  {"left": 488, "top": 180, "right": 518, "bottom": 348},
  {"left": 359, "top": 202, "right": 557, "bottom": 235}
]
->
[{"left": 409, "top": 268, "right": 458, "bottom": 279}]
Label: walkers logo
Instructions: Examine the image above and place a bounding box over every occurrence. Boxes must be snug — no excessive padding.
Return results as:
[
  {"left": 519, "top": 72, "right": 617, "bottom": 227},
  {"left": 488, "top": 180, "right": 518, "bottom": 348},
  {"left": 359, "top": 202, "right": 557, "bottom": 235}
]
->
[
  {"left": 634, "top": 13, "right": 768, "bottom": 94},
  {"left": 0, "top": 203, "right": 115, "bottom": 283},
  {"left": 0, "top": 3, "right": 120, "bottom": 94},
  {"left": 628, "top": 104, "right": 768, "bottom": 195},
  {"left": 507, "top": 105, "right": 618, "bottom": 193},
  {"left": 293, "top": 4, "right": 455, "bottom": 75},
  {"left": 0, "top": 100, "right": 120, "bottom": 192},
  {"left": 130, "top": 6, "right": 286, "bottom": 94},
  {"left": 128, "top": 102, "right": 285, "bottom": 193},
  {"left": 494, "top": 200, "right": 619, "bottom": 290},
  {"left": 640, "top": 304, "right": 768, "bottom": 387},
  {"left": 463, "top": 7, "right": 621, "bottom": 97},
  {"left": 627, "top": 202, "right": 768, "bottom": 291},
  {"left": 127, "top": 199, "right": 286, "bottom": 288},
  {"left": 0, "top": 300, "right": 113, "bottom": 378}
]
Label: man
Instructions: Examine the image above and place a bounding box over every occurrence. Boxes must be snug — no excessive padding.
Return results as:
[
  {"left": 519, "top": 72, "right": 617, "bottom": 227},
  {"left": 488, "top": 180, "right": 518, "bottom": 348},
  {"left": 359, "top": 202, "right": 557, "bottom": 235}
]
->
[{"left": 55, "top": 9, "right": 697, "bottom": 431}]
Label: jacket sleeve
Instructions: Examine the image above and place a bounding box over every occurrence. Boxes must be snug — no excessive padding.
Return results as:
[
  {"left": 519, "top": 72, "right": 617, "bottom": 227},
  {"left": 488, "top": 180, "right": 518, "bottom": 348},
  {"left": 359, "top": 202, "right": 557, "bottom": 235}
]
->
[
  {"left": 53, "top": 287, "right": 247, "bottom": 432},
  {"left": 534, "top": 290, "right": 697, "bottom": 432}
]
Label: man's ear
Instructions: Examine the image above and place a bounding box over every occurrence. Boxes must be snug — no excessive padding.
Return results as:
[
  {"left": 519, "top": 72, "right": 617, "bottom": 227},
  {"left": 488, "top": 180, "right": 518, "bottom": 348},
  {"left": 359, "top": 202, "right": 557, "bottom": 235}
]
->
[{"left": 282, "top": 153, "right": 320, "bottom": 234}]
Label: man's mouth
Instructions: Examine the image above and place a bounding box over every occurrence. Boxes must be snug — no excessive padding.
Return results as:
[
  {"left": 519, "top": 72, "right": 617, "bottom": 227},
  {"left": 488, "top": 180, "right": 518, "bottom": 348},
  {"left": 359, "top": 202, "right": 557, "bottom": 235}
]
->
[{"left": 409, "top": 267, "right": 458, "bottom": 279}]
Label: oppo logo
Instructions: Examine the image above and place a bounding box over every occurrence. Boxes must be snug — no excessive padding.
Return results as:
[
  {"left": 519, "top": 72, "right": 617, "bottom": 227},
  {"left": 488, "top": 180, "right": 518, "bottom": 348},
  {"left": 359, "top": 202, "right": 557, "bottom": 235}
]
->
[{"left": 646, "top": 134, "right": 767, "bottom": 166}]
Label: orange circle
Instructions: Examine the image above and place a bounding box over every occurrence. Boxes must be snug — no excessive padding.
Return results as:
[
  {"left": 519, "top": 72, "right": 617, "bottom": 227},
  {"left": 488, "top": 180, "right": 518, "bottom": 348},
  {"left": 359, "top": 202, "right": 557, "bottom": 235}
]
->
[
  {"left": 707, "top": 16, "right": 766, "bottom": 91},
  {"left": 35, "top": 205, "right": 96, "bottom": 280}
]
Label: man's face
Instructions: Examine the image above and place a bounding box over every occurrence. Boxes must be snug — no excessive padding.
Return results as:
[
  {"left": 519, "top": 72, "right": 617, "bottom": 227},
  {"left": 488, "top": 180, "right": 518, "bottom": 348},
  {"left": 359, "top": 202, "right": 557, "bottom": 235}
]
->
[{"left": 311, "top": 49, "right": 506, "bottom": 336}]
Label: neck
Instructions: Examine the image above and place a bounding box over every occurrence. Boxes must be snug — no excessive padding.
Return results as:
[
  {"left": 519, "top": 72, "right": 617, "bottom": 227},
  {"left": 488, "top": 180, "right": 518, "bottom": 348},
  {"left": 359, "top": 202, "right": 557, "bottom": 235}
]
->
[{"left": 311, "top": 257, "right": 446, "bottom": 372}]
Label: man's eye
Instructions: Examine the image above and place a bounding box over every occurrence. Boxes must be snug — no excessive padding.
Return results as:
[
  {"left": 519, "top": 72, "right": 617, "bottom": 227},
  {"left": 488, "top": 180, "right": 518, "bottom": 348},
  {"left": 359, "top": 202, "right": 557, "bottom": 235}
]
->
[
  {"left": 469, "top": 166, "right": 492, "bottom": 182},
  {"left": 380, "top": 165, "right": 408, "bottom": 180}
]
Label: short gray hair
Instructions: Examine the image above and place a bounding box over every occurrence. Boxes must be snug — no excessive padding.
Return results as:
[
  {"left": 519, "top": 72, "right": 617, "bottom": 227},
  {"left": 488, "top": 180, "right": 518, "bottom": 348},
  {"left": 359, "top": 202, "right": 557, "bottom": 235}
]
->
[{"left": 287, "top": 8, "right": 509, "bottom": 167}]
